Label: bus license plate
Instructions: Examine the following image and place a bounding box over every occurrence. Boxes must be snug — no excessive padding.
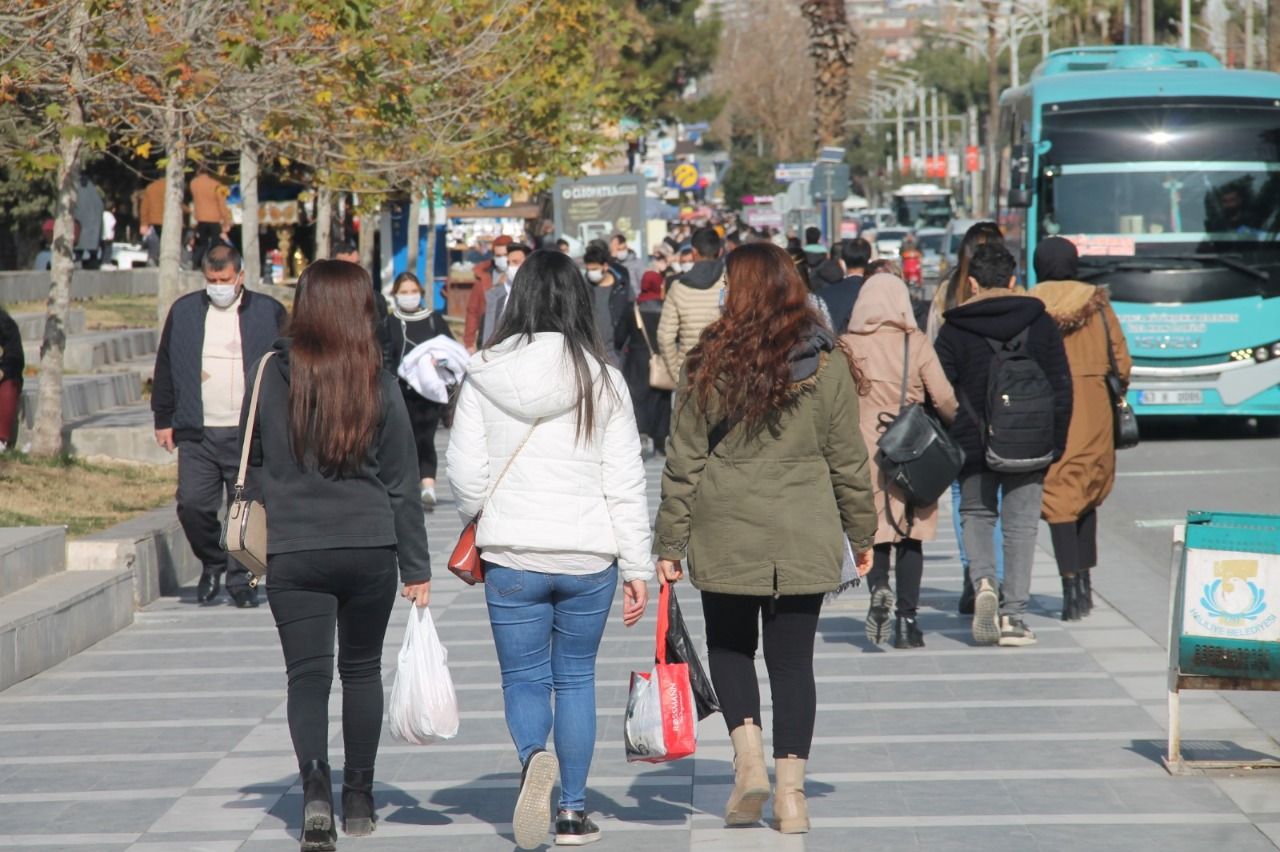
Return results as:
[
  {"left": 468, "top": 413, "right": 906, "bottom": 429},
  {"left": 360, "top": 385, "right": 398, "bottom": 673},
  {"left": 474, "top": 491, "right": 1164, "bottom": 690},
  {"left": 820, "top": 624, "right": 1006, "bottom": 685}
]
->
[{"left": 1140, "top": 390, "right": 1204, "bottom": 405}]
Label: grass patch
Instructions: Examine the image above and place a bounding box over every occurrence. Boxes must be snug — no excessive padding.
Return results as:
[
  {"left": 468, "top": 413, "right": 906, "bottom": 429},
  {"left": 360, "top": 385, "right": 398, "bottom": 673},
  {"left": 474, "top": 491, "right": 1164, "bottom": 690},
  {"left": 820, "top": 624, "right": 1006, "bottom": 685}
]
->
[
  {"left": 6, "top": 295, "right": 159, "bottom": 331},
  {"left": 0, "top": 451, "right": 176, "bottom": 538}
]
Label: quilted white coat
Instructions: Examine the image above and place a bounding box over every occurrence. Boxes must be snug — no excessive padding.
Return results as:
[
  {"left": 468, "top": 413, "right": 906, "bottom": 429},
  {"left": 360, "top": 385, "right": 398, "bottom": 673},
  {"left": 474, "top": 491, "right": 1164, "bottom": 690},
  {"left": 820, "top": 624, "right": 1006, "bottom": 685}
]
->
[{"left": 445, "top": 333, "right": 654, "bottom": 581}]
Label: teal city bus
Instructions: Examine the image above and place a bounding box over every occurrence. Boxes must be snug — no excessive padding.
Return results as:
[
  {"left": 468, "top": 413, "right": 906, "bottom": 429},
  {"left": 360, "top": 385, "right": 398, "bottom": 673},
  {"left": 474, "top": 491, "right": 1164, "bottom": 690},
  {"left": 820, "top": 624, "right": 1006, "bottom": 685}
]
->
[{"left": 996, "top": 46, "right": 1280, "bottom": 419}]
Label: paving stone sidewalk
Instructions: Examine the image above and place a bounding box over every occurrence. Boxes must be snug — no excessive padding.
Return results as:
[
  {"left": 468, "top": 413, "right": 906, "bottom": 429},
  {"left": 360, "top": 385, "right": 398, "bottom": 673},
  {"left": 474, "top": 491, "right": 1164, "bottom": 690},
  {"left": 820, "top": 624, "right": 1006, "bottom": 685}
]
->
[{"left": 1, "top": 449, "right": 1279, "bottom": 851}]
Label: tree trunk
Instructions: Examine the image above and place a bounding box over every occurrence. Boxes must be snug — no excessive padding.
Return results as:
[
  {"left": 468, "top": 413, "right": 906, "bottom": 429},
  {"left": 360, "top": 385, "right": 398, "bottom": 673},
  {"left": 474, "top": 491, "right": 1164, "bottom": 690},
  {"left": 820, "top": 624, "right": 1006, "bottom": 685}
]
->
[
  {"left": 1269, "top": 0, "right": 1280, "bottom": 71},
  {"left": 984, "top": 0, "right": 1001, "bottom": 217},
  {"left": 406, "top": 191, "right": 422, "bottom": 275},
  {"left": 30, "top": 0, "right": 89, "bottom": 458},
  {"left": 801, "top": 0, "right": 858, "bottom": 149},
  {"left": 240, "top": 135, "right": 260, "bottom": 288},
  {"left": 357, "top": 200, "right": 377, "bottom": 273},
  {"left": 157, "top": 116, "right": 188, "bottom": 326},
  {"left": 314, "top": 183, "right": 332, "bottom": 261}
]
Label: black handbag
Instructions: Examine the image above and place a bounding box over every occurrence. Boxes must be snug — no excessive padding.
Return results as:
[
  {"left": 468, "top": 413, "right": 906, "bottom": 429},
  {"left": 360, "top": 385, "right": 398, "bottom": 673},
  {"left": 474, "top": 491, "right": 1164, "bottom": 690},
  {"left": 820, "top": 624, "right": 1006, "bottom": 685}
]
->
[
  {"left": 1101, "top": 315, "right": 1139, "bottom": 450},
  {"left": 875, "top": 334, "right": 965, "bottom": 535}
]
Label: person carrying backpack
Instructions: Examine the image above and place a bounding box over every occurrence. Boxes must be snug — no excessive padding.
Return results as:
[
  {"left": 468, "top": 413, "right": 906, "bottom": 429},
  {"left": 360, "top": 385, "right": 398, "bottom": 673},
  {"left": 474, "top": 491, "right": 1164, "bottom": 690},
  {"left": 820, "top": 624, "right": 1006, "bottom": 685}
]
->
[{"left": 935, "top": 242, "right": 1072, "bottom": 647}]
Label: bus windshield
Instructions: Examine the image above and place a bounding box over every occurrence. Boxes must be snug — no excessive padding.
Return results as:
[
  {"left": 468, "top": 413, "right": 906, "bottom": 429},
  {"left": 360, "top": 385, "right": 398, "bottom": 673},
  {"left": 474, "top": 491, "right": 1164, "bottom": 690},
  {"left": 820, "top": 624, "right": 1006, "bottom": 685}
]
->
[
  {"left": 1038, "top": 102, "right": 1280, "bottom": 255},
  {"left": 892, "top": 194, "right": 952, "bottom": 228}
]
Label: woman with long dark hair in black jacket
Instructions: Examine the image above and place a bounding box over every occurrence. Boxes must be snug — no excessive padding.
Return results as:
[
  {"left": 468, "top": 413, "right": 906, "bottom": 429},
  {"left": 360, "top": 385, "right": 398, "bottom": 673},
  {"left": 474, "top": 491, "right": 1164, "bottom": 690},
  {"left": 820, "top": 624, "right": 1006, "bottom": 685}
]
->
[{"left": 242, "top": 260, "right": 430, "bottom": 851}]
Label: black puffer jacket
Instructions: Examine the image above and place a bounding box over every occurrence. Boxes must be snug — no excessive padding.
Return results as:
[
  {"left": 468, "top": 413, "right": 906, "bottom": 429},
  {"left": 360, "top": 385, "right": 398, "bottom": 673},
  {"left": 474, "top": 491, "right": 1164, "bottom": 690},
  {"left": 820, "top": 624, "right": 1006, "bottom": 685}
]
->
[
  {"left": 934, "top": 291, "right": 1073, "bottom": 476},
  {"left": 0, "top": 308, "right": 24, "bottom": 385},
  {"left": 152, "top": 289, "right": 287, "bottom": 441}
]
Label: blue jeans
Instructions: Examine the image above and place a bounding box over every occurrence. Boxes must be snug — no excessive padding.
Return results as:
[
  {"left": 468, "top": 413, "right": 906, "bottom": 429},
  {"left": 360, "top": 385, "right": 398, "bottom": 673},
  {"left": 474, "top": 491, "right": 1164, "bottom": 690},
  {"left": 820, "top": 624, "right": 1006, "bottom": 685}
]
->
[
  {"left": 484, "top": 562, "right": 618, "bottom": 811},
  {"left": 951, "top": 479, "right": 1004, "bottom": 582}
]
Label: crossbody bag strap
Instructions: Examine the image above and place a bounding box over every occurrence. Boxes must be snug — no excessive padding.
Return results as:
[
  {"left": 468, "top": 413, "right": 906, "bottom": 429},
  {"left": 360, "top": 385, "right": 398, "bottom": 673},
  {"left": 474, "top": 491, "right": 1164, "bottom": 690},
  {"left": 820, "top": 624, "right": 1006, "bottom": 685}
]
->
[
  {"left": 633, "top": 303, "right": 656, "bottom": 352},
  {"left": 481, "top": 418, "right": 542, "bottom": 513},
  {"left": 234, "top": 351, "right": 276, "bottom": 495},
  {"left": 898, "top": 332, "right": 910, "bottom": 411}
]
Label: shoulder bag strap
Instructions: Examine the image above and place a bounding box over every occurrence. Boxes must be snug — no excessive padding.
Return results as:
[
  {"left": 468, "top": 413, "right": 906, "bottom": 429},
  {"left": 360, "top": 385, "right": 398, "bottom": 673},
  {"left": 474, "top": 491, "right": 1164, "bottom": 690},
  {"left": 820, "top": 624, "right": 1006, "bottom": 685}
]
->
[
  {"left": 234, "top": 351, "right": 275, "bottom": 495},
  {"left": 633, "top": 303, "right": 657, "bottom": 352},
  {"left": 898, "top": 332, "right": 910, "bottom": 412},
  {"left": 1100, "top": 308, "right": 1120, "bottom": 379},
  {"left": 481, "top": 418, "right": 542, "bottom": 512}
]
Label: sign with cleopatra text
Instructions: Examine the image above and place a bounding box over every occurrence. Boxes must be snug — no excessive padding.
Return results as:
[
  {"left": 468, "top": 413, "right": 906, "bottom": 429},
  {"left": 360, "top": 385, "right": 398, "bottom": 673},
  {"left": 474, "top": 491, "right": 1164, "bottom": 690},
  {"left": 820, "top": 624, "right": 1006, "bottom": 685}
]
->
[
  {"left": 1175, "top": 512, "right": 1280, "bottom": 681},
  {"left": 552, "top": 175, "right": 647, "bottom": 261}
]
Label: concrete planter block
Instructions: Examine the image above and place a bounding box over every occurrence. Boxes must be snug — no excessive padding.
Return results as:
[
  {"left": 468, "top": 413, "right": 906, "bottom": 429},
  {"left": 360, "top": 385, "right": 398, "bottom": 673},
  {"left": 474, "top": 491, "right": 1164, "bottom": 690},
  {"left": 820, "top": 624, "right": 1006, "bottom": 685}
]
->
[
  {"left": 0, "top": 527, "right": 66, "bottom": 597},
  {"left": 67, "top": 504, "right": 198, "bottom": 607}
]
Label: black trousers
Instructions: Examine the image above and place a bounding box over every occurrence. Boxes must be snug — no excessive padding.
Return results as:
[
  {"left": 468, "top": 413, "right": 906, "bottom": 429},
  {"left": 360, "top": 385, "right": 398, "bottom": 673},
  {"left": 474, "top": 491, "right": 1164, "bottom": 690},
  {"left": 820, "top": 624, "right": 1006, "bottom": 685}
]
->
[
  {"left": 868, "top": 539, "right": 924, "bottom": 617},
  {"left": 1049, "top": 509, "right": 1098, "bottom": 577},
  {"left": 176, "top": 427, "right": 250, "bottom": 589},
  {"left": 192, "top": 222, "right": 223, "bottom": 269},
  {"left": 701, "top": 590, "right": 823, "bottom": 759},
  {"left": 267, "top": 547, "right": 398, "bottom": 771},
  {"left": 402, "top": 388, "right": 443, "bottom": 480}
]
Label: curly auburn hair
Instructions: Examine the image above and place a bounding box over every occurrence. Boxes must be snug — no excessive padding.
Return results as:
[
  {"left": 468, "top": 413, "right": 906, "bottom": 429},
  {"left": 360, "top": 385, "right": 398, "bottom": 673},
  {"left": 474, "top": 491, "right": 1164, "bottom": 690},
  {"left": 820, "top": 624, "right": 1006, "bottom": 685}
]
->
[{"left": 685, "top": 242, "right": 863, "bottom": 434}]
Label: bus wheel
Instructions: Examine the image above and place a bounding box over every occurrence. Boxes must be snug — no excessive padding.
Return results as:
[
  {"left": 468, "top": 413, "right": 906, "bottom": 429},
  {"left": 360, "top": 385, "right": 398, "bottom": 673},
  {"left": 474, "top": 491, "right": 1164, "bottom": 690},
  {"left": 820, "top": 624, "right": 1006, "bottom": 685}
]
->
[{"left": 1253, "top": 417, "right": 1280, "bottom": 437}]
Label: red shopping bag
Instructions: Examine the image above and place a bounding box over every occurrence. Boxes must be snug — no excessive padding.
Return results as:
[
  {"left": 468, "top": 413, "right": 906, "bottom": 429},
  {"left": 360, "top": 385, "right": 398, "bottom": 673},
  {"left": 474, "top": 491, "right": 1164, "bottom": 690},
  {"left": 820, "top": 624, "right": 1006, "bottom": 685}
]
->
[{"left": 623, "top": 583, "right": 698, "bottom": 763}]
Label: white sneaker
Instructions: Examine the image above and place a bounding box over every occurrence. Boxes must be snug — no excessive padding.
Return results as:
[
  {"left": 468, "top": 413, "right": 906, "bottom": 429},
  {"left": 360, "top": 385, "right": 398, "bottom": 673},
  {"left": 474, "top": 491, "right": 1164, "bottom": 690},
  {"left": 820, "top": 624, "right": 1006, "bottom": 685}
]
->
[
  {"left": 972, "top": 578, "right": 1000, "bottom": 646},
  {"left": 420, "top": 485, "right": 436, "bottom": 510}
]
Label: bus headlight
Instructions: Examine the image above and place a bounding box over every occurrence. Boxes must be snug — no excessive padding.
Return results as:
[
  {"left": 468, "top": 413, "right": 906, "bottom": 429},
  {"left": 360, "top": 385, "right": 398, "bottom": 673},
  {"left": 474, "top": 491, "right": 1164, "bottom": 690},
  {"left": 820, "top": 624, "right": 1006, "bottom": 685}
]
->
[
  {"left": 1271, "top": 343, "right": 1280, "bottom": 358},
  {"left": 1255, "top": 346, "right": 1272, "bottom": 362}
]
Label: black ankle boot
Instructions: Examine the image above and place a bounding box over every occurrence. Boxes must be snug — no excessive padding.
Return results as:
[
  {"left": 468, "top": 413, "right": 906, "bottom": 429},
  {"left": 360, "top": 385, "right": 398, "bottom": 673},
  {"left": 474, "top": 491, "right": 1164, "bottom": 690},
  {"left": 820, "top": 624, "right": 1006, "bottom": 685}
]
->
[
  {"left": 1079, "top": 570, "right": 1093, "bottom": 616},
  {"left": 341, "top": 767, "right": 376, "bottom": 836},
  {"left": 300, "top": 759, "right": 337, "bottom": 851},
  {"left": 891, "top": 616, "right": 925, "bottom": 649},
  {"left": 1060, "top": 576, "right": 1080, "bottom": 622}
]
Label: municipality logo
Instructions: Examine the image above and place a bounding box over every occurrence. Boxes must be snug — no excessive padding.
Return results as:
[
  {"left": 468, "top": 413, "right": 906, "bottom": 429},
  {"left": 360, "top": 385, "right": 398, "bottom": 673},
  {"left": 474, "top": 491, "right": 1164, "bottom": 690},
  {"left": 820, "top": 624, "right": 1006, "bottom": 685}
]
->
[{"left": 1191, "top": 559, "right": 1276, "bottom": 638}]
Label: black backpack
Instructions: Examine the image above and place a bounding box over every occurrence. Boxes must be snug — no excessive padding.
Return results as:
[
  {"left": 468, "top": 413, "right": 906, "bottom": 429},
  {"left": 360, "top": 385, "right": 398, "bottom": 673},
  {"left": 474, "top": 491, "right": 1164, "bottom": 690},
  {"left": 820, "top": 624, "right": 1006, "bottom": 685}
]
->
[
  {"left": 965, "top": 328, "right": 1056, "bottom": 473},
  {"left": 875, "top": 334, "right": 965, "bottom": 535}
]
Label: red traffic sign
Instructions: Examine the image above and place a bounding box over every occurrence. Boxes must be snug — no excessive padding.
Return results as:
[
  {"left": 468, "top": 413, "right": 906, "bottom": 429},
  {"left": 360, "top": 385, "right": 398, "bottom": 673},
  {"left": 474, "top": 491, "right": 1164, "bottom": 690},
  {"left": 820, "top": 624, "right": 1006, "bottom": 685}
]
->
[{"left": 965, "top": 146, "right": 980, "bottom": 173}]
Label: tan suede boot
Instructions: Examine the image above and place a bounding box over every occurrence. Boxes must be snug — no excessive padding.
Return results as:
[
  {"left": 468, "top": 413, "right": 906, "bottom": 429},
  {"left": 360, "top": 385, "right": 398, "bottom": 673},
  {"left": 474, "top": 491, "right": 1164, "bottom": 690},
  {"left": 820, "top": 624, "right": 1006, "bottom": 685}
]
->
[
  {"left": 724, "top": 721, "right": 771, "bottom": 825},
  {"left": 771, "top": 756, "right": 809, "bottom": 834}
]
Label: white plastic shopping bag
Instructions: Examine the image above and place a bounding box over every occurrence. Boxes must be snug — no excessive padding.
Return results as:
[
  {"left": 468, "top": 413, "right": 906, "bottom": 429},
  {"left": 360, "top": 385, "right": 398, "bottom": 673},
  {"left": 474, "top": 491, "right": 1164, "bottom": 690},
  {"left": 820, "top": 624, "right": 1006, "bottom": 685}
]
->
[{"left": 388, "top": 605, "right": 459, "bottom": 744}]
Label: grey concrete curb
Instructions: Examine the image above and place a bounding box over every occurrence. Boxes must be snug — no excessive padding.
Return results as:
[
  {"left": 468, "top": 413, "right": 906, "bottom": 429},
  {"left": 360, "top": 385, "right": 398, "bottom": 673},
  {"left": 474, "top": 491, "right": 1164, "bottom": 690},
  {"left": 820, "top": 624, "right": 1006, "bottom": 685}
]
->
[
  {"left": 0, "top": 269, "right": 158, "bottom": 303},
  {"left": 67, "top": 503, "right": 198, "bottom": 608}
]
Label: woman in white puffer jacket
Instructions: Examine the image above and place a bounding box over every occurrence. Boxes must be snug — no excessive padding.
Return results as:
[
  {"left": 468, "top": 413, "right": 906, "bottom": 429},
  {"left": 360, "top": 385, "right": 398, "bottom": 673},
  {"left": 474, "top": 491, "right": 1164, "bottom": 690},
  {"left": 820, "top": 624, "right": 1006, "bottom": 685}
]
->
[{"left": 446, "top": 249, "right": 653, "bottom": 850}]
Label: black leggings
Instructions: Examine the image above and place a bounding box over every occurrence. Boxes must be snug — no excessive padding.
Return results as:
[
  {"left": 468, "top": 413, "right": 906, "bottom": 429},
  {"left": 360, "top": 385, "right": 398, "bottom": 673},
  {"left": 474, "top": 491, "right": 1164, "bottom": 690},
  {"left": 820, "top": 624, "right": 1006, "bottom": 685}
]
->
[
  {"left": 267, "top": 547, "right": 398, "bottom": 771},
  {"left": 867, "top": 539, "right": 924, "bottom": 617},
  {"left": 701, "top": 591, "right": 823, "bottom": 759},
  {"left": 1049, "top": 509, "right": 1098, "bottom": 577},
  {"left": 402, "top": 390, "right": 444, "bottom": 480}
]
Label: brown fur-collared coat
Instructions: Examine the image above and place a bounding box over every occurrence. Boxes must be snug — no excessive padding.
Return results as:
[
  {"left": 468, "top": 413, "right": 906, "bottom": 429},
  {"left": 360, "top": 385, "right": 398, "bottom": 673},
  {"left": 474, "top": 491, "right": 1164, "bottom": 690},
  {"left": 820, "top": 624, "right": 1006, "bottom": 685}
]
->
[{"left": 1032, "top": 281, "right": 1133, "bottom": 523}]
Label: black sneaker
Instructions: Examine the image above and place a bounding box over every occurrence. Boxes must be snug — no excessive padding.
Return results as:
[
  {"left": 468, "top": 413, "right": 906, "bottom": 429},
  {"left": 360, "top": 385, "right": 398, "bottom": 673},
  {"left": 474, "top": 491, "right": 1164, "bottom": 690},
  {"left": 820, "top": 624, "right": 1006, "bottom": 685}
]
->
[
  {"left": 865, "top": 584, "right": 894, "bottom": 645},
  {"left": 229, "top": 586, "right": 259, "bottom": 608},
  {"left": 513, "top": 749, "right": 558, "bottom": 850},
  {"left": 555, "top": 809, "right": 601, "bottom": 846}
]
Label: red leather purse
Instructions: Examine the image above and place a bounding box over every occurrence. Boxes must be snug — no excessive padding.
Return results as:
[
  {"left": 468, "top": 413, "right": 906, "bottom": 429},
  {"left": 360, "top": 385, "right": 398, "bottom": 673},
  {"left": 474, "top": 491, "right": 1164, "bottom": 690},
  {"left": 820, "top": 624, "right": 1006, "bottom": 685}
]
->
[
  {"left": 447, "top": 420, "right": 540, "bottom": 585},
  {"left": 448, "top": 517, "right": 483, "bottom": 584}
]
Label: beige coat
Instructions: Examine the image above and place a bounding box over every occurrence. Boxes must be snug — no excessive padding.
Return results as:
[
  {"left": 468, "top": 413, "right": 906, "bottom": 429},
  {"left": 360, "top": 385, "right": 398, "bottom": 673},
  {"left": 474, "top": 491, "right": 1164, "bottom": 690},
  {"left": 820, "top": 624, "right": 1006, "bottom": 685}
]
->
[
  {"left": 1033, "top": 281, "right": 1133, "bottom": 524},
  {"left": 656, "top": 275, "right": 725, "bottom": 380},
  {"left": 842, "top": 274, "right": 958, "bottom": 544}
]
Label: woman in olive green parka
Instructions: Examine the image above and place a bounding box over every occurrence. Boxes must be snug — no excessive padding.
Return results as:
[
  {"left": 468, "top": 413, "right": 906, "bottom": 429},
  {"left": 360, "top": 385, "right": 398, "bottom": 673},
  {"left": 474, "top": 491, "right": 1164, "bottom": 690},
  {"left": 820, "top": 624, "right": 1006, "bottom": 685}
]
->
[{"left": 655, "top": 242, "right": 876, "bottom": 836}]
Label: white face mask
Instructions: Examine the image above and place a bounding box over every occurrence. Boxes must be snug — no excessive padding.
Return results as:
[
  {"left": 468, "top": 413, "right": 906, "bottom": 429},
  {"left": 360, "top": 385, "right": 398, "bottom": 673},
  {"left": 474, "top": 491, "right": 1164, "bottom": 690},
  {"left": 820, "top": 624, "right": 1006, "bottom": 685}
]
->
[
  {"left": 613, "top": 250, "right": 628, "bottom": 261},
  {"left": 586, "top": 269, "right": 605, "bottom": 283},
  {"left": 679, "top": 262, "right": 693, "bottom": 273},
  {"left": 493, "top": 255, "right": 509, "bottom": 271},
  {"left": 507, "top": 264, "right": 521, "bottom": 282},
  {"left": 206, "top": 284, "right": 238, "bottom": 308},
  {"left": 395, "top": 293, "right": 422, "bottom": 312}
]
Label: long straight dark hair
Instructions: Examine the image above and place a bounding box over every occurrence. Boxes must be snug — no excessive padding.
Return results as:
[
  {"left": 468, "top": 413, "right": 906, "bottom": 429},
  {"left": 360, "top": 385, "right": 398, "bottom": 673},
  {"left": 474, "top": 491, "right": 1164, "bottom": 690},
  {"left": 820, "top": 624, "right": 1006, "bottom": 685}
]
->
[
  {"left": 486, "top": 249, "right": 616, "bottom": 440},
  {"left": 942, "top": 221, "right": 1003, "bottom": 312},
  {"left": 286, "top": 260, "right": 382, "bottom": 476}
]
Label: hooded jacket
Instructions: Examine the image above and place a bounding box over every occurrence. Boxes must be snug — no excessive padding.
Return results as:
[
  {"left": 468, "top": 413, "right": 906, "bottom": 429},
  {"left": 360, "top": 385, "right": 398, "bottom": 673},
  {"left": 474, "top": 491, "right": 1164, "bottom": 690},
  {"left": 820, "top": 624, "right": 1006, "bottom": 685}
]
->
[
  {"left": 242, "top": 340, "right": 431, "bottom": 583},
  {"left": 1033, "top": 280, "right": 1132, "bottom": 523},
  {"left": 655, "top": 325, "right": 878, "bottom": 596},
  {"left": 934, "top": 289, "right": 1073, "bottom": 476},
  {"left": 445, "top": 333, "right": 653, "bottom": 581},
  {"left": 843, "top": 274, "right": 957, "bottom": 543},
  {"left": 656, "top": 259, "right": 726, "bottom": 380}
]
